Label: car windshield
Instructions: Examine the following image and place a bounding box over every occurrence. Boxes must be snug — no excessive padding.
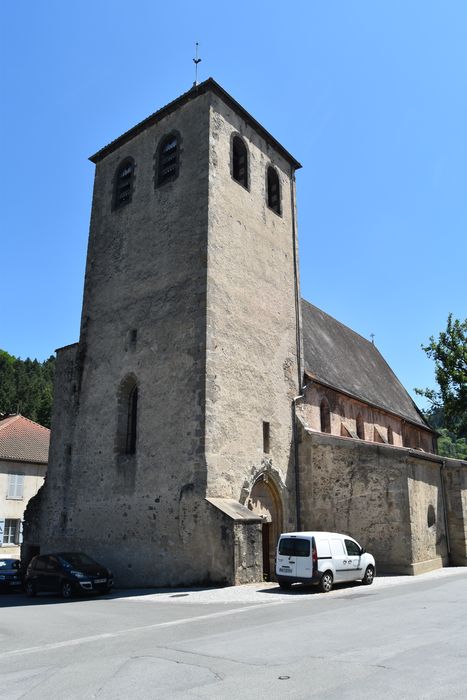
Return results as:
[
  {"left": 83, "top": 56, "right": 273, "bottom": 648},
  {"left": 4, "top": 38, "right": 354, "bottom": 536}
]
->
[
  {"left": 0, "top": 559, "right": 19, "bottom": 569},
  {"left": 57, "top": 553, "right": 98, "bottom": 568}
]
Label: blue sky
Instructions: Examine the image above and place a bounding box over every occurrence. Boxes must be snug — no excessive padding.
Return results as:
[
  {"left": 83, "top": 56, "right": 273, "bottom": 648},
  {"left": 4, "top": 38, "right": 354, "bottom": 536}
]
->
[{"left": 1, "top": 1, "right": 466, "bottom": 408}]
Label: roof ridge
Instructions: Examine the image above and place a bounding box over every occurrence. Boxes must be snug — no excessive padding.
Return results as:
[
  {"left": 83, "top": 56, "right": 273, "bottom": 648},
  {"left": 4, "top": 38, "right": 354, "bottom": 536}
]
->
[
  {"left": 0, "top": 414, "right": 21, "bottom": 431},
  {"left": 0, "top": 414, "right": 50, "bottom": 433}
]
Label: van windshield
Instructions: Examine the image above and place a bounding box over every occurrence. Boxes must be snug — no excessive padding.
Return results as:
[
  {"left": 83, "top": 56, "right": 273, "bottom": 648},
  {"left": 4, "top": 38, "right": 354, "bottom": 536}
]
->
[{"left": 278, "top": 538, "right": 310, "bottom": 557}]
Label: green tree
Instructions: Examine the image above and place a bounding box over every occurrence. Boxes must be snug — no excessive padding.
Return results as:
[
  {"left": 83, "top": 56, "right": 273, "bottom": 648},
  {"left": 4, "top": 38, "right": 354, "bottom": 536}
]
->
[
  {"left": 0, "top": 350, "right": 55, "bottom": 427},
  {"left": 416, "top": 314, "right": 467, "bottom": 438}
]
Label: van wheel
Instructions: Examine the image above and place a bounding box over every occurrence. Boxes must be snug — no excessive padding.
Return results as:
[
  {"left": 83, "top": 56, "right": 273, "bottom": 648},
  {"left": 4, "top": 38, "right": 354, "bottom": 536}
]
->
[
  {"left": 25, "top": 581, "right": 36, "bottom": 597},
  {"left": 362, "top": 565, "right": 375, "bottom": 585},
  {"left": 279, "top": 581, "right": 292, "bottom": 590},
  {"left": 61, "top": 581, "right": 73, "bottom": 599},
  {"left": 319, "top": 571, "right": 333, "bottom": 593}
]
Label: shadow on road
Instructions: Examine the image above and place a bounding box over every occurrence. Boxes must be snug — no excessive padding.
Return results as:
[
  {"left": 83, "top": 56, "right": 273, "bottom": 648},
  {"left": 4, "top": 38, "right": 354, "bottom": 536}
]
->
[
  {"left": 258, "top": 580, "right": 365, "bottom": 595},
  {"left": 0, "top": 584, "right": 231, "bottom": 608}
]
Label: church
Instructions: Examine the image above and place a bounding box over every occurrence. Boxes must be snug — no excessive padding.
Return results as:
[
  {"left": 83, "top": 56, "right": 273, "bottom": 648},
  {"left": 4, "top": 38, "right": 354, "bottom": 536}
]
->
[{"left": 23, "top": 79, "right": 467, "bottom": 586}]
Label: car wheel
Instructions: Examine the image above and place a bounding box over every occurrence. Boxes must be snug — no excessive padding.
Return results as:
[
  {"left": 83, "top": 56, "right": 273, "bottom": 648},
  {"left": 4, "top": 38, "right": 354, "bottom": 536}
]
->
[
  {"left": 61, "top": 581, "right": 73, "bottom": 599},
  {"left": 362, "top": 565, "right": 375, "bottom": 585},
  {"left": 99, "top": 586, "right": 112, "bottom": 595},
  {"left": 319, "top": 571, "right": 333, "bottom": 593},
  {"left": 279, "top": 581, "right": 292, "bottom": 590},
  {"left": 25, "top": 581, "right": 36, "bottom": 597}
]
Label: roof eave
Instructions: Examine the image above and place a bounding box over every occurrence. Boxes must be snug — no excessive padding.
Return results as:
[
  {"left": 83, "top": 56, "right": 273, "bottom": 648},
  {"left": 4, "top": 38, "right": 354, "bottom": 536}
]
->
[{"left": 89, "top": 78, "right": 302, "bottom": 170}]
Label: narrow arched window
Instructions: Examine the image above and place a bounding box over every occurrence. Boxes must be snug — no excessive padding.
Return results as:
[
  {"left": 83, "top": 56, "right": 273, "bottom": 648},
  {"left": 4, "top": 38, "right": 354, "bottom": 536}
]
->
[
  {"left": 114, "top": 158, "right": 134, "bottom": 209},
  {"left": 116, "top": 376, "right": 138, "bottom": 456},
  {"left": 232, "top": 135, "right": 248, "bottom": 188},
  {"left": 320, "top": 399, "right": 331, "bottom": 433},
  {"left": 126, "top": 385, "right": 138, "bottom": 455},
  {"left": 157, "top": 133, "right": 179, "bottom": 186},
  {"left": 356, "top": 414, "right": 364, "bottom": 440},
  {"left": 387, "top": 426, "right": 394, "bottom": 444},
  {"left": 267, "top": 166, "right": 281, "bottom": 214}
]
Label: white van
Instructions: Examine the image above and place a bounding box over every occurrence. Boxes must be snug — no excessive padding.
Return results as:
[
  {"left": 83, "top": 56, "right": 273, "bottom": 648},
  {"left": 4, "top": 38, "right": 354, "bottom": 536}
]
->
[{"left": 276, "top": 531, "right": 375, "bottom": 592}]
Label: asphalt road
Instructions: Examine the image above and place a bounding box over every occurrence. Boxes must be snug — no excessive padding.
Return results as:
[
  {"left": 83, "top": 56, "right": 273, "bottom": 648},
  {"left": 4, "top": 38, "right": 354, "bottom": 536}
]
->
[{"left": 1, "top": 568, "right": 466, "bottom": 699}]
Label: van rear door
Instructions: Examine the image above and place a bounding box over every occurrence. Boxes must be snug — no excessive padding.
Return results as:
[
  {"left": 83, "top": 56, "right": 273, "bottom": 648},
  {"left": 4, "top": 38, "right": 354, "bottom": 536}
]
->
[{"left": 276, "top": 537, "right": 300, "bottom": 578}]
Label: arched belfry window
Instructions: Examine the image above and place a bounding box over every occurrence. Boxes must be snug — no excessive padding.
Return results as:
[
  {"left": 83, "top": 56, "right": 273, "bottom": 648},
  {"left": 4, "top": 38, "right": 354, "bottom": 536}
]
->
[
  {"left": 320, "top": 399, "right": 331, "bottom": 434},
  {"left": 157, "top": 133, "right": 180, "bottom": 186},
  {"left": 267, "top": 166, "right": 281, "bottom": 214},
  {"left": 116, "top": 376, "right": 138, "bottom": 456},
  {"left": 232, "top": 135, "right": 249, "bottom": 189},
  {"left": 113, "top": 158, "right": 135, "bottom": 209}
]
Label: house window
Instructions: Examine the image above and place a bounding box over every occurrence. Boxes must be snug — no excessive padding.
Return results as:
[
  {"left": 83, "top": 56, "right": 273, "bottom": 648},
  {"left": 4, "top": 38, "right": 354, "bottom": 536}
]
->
[
  {"left": 114, "top": 158, "right": 134, "bottom": 209},
  {"left": 116, "top": 376, "right": 138, "bottom": 456},
  {"left": 157, "top": 133, "right": 179, "bottom": 186},
  {"left": 3, "top": 519, "right": 21, "bottom": 545},
  {"left": 232, "top": 135, "right": 248, "bottom": 188},
  {"left": 267, "top": 166, "right": 281, "bottom": 214},
  {"left": 320, "top": 399, "right": 331, "bottom": 433},
  {"left": 263, "top": 421, "right": 270, "bottom": 453},
  {"left": 356, "top": 414, "right": 364, "bottom": 440},
  {"left": 7, "top": 473, "right": 24, "bottom": 500}
]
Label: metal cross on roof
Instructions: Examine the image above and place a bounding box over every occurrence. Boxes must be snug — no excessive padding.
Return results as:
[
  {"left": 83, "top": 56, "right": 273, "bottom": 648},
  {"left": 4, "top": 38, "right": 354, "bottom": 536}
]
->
[{"left": 193, "top": 42, "right": 201, "bottom": 86}]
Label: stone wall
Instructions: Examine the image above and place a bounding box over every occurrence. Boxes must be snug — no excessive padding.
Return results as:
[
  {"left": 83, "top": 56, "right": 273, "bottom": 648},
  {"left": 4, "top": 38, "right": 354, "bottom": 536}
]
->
[
  {"left": 297, "top": 422, "right": 449, "bottom": 574},
  {"left": 205, "top": 93, "right": 300, "bottom": 532},
  {"left": 443, "top": 460, "right": 467, "bottom": 566}
]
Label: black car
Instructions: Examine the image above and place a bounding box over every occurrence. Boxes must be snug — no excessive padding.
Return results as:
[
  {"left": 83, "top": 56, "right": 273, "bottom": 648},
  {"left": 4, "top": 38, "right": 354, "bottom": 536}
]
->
[
  {"left": 24, "top": 552, "right": 113, "bottom": 598},
  {"left": 0, "top": 558, "right": 23, "bottom": 592}
]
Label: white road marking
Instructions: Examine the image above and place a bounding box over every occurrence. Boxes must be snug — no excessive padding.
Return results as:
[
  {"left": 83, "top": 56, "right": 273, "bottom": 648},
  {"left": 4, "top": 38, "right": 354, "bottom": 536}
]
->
[{"left": 0, "top": 601, "right": 283, "bottom": 660}]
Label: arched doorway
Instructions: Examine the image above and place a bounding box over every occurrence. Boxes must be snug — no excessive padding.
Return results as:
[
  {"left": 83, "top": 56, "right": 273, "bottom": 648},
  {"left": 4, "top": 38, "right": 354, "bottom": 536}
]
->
[{"left": 249, "top": 475, "right": 283, "bottom": 581}]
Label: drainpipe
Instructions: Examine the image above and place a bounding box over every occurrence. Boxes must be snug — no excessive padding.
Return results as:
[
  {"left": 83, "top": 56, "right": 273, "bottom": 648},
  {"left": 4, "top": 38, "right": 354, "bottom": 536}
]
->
[
  {"left": 290, "top": 166, "right": 303, "bottom": 532},
  {"left": 440, "top": 459, "right": 451, "bottom": 561},
  {"left": 292, "top": 395, "right": 304, "bottom": 531}
]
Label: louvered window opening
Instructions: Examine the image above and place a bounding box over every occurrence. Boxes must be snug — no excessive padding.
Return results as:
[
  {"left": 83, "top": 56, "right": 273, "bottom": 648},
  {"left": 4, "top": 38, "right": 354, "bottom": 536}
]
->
[
  {"left": 158, "top": 136, "right": 179, "bottom": 185},
  {"left": 267, "top": 167, "right": 280, "bottom": 214},
  {"left": 115, "top": 162, "right": 134, "bottom": 208},
  {"left": 232, "top": 137, "right": 248, "bottom": 188}
]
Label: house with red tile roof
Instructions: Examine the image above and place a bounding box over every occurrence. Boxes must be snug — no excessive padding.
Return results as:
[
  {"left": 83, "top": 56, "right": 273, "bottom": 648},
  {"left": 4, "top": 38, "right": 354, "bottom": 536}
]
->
[{"left": 0, "top": 415, "right": 49, "bottom": 556}]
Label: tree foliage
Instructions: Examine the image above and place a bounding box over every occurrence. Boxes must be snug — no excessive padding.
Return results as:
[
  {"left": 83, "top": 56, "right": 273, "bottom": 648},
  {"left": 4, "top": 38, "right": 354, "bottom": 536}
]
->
[
  {"left": 416, "top": 314, "right": 467, "bottom": 439},
  {"left": 0, "top": 350, "right": 55, "bottom": 427}
]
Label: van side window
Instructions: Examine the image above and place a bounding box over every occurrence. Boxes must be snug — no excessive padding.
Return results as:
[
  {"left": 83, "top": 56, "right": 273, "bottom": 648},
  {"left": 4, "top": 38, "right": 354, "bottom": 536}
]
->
[
  {"left": 345, "top": 539, "right": 361, "bottom": 556},
  {"left": 330, "top": 539, "right": 344, "bottom": 556}
]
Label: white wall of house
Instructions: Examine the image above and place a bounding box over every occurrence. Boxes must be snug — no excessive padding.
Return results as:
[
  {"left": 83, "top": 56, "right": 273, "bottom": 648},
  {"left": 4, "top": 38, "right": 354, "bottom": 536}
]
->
[{"left": 0, "top": 459, "right": 46, "bottom": 556}]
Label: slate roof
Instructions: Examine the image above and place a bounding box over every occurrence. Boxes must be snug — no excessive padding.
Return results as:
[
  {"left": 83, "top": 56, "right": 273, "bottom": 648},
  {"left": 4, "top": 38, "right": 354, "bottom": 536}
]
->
[
  {"left": 0, "top": 415, "right": 50, "bottom": 464},
  {"left": 89, "top": 78, "right": 301, "bottom": 169},
  {"left": 300, "top": 299, "right": 428, "bottom": 428}
]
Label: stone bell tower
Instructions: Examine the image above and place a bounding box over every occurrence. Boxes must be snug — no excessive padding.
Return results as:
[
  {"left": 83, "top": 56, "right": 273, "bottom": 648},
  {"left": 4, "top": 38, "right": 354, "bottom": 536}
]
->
[{"left": 24, "top": 79, "right": 302, "bottom": 586}]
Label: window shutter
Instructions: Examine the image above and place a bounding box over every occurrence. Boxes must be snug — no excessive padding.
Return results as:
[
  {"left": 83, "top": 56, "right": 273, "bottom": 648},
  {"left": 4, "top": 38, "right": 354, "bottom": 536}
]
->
[
  {"left": 7, "top": 474, "right": 24, "bottom": 499},
  {"left": 0, "top": 519, "right": 4, "bottom": 546}
]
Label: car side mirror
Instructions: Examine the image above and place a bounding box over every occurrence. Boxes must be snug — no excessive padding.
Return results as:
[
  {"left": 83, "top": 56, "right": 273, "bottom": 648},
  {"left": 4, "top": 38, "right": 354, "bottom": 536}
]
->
[{"left": 360, "top": 547, "right": 365, "bottom": 555}]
